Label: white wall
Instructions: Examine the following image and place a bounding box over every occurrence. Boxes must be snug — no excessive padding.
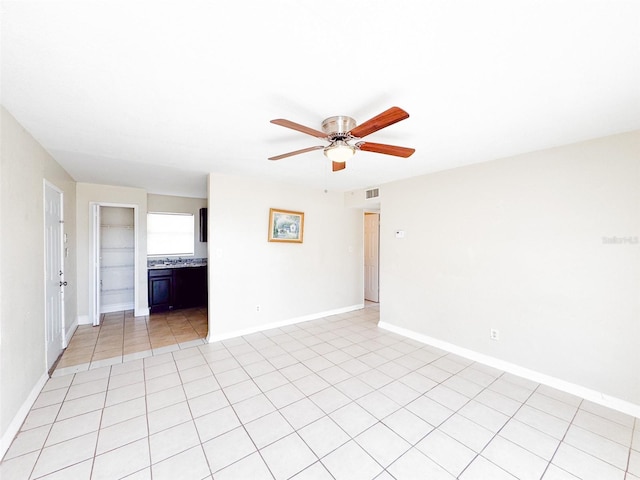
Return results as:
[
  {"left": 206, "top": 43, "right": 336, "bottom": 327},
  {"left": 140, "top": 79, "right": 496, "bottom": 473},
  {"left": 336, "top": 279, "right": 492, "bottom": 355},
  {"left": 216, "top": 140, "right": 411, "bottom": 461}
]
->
[
  {"left": 147, "top": 193, "right": 208, "bottom": 259},
  {"left": 380, "top": 131, "right": 640, "bottom": 410},
  {"left": 76, "top": 183, "right": 148, "bottom": 320},
  {"left": 207, "top": 174, "right": 364, "bottom": 339},
  {"left": 0, "top": 106, "right": 77, "bottom": 455}
]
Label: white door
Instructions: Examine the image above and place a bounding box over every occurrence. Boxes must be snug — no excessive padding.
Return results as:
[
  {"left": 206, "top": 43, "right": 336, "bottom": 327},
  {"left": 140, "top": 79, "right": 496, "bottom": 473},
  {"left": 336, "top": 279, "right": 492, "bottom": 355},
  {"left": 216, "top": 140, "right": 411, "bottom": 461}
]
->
[
  {"left": 44, "top": 182, "right": 64, "bottom": 370},
  {"left": 364, "top": 213, "right": 380, "bottom": 302},
  {"left": 91, "top": 204, "right": 101, "bottom": 326}
]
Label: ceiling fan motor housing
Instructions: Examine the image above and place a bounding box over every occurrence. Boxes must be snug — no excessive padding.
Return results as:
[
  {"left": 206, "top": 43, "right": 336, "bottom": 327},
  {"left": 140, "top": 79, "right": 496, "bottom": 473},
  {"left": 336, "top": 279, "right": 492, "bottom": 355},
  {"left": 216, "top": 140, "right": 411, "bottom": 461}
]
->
[{"left": 322, "top": 116, "right": 356, "bottom": 139}]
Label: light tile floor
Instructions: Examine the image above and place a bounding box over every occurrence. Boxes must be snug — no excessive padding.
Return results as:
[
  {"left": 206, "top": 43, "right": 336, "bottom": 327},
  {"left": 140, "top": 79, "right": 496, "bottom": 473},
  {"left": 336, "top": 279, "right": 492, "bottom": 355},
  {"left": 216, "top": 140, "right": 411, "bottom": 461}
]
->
[
  {"left": 2, "top": 303, "right": 639, "bottom": 479},
  {"left": 54, "top": 307, "right": 208, "bottom": 374}
]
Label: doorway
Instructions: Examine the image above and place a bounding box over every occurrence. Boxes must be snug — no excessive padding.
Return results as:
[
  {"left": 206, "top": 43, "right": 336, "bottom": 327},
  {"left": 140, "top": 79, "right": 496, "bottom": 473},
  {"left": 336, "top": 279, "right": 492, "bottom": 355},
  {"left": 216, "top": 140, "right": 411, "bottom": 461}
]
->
[
  {"left": 44, "top": 181, "right": 65, "bottom": 370},
  {"left": 90, "top": 203, "right": 138, "bottom": 326},
  {"left": 99, "top": 207, "right": 135, "bottom": 313},
  {"left": 364, "top": 212, "right": 380, "bottom": 302}
]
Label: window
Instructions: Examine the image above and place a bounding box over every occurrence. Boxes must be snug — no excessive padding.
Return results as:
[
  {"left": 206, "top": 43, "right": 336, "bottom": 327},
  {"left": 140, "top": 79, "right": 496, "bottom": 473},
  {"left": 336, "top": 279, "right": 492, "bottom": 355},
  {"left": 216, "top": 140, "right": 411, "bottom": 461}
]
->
[{"left": 147, "top": 212, "right": 194, "bottom": 256}]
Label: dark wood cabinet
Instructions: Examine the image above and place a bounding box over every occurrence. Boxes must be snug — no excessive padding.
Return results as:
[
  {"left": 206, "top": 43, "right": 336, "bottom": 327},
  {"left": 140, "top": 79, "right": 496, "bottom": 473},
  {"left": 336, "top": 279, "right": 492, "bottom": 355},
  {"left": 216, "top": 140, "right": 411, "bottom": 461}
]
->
[
  {"left": 149, "top": 269, "right": 173, "bottom": 312},
  {"left": 148, "top": 266, "right": 207, "bottom": 313},
  {"left": 173, "top": 266, "right": 207, "bottom": 309}
]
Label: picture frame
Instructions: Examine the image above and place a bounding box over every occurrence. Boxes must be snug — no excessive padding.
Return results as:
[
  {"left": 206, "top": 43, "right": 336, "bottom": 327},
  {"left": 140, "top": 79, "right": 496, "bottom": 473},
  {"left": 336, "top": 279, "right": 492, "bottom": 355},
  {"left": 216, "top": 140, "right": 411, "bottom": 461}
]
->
[{"left": 268, "top": 208, "right": 304, "bottom": 243}]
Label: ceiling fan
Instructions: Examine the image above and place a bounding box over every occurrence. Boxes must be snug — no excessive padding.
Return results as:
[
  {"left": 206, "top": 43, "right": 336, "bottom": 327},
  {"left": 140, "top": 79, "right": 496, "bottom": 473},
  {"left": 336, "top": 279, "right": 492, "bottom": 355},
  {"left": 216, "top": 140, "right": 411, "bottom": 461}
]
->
[{"left": 268, "top": 106, "right": 415, "bottom": 172}]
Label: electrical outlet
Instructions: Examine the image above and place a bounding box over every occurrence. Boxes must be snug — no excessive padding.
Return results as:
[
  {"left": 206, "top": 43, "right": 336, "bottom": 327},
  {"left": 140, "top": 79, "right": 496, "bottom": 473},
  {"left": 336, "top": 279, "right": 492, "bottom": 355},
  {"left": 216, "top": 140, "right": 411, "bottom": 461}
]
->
[
  {"left": 490, "top": 329, "right": 500, "bottom": 341},
  {"left": 256, "top": 305, "right": 261, "bottom": 312}
]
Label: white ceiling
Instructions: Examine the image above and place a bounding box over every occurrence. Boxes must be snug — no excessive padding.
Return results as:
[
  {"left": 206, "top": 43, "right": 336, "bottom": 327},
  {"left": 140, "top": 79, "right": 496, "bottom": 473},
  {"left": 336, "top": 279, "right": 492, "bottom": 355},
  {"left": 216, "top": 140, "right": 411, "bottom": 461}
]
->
[{"left": 2, "top": 1, "right": 639, "bottom": 198}]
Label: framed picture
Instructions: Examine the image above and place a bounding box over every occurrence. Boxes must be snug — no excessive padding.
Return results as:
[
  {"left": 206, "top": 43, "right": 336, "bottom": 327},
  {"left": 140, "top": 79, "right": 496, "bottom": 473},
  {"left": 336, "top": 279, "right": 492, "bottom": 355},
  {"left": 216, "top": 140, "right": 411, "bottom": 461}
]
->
[{"left": 268, "top": 208, "right": 304, "bottom": 243}]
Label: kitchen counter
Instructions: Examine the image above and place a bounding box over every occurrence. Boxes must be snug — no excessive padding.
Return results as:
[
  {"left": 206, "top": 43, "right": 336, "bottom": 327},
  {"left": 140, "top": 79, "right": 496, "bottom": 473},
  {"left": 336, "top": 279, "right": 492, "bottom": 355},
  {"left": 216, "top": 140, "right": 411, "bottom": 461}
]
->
[
  {"left": 148, "top": 263, "right": 206, "bottom": 270},
  {"left": 147, "top": 257, "right": 207, "bottom": 270}
]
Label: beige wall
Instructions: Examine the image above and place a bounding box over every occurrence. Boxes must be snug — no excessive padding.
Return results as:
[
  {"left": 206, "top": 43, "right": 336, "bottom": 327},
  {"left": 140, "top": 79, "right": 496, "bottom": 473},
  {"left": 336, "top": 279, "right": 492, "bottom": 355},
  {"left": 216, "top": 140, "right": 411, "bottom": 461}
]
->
[
  {"left": 147, "top": 193, "right": 208, "bottom": 259},
  {"left": 207, "top": 174, "right": 364, "bottom": 339},
  {"left": 76, "top": 183, "right": 148, "bottom": 321},
  {"left": 380, "top": 130, "right": 640, "bottom": 409},
  {"left": 0, "top": 106, "right": 77, "bottom": 452}
]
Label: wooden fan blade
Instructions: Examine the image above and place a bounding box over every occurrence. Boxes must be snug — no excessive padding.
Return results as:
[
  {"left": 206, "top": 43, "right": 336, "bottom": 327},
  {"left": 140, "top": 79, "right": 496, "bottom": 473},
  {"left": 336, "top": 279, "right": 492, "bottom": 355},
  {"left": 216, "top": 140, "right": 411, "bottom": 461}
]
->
[
  {"left": 332, "top": 161, "right": 346, "bottom": 172},
  {"left": 270, "top": 119, "right": 327, "bottom": 139},
  {"left": 356, "top": 142, "right": 415, "bottom": 158},
  {"left": 349, "top": 106, "right": 410, "bottom": 138},
  {"left": 268, "top": 145, "right": 324, "bottom": 161}
]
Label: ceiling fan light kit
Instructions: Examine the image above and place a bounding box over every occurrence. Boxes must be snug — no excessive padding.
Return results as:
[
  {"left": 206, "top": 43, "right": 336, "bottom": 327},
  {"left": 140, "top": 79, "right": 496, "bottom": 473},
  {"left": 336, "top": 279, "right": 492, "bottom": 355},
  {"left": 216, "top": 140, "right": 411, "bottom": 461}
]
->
[
  {"left": 269, "top": 106, "right": 415, "bottom": 171},
  {"left": 324, "top": 140, "right": 355, "bottom": 163}
]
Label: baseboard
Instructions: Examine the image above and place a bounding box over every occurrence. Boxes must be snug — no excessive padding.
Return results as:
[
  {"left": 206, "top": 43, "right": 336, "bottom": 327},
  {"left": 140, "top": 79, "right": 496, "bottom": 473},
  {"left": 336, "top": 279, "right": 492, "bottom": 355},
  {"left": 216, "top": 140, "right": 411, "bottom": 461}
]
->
[
  {"left": 0, "top": 372, "right": 48, "bottom": 460},
  {"left": 207, "top": 304, "right": 365, "bottom": 343},
  {"left": 378, "top": 321, "right": 640, "bottom": 419},
  {"left": 64, "top": 319, "right": 78, "bottom": 348},
  {"left": 100, "top": 302, "right": 134, "bottom": 314},
  {"left": 79, "top": 308, "right": 149, "bottom": 322}
]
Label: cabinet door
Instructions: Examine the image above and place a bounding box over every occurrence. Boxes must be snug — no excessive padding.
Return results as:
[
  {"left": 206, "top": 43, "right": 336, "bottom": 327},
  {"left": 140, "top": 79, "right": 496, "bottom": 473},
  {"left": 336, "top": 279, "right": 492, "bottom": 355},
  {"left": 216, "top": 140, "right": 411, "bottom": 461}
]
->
[
  {"left": 149, "top": 276, "right": 172, "bottom": 312},
  {"left": 193, "top": 267, "right": 208, "bottom": 306},
  {"left": 174, "top": 267, "right": 207, "bottom": 309}
]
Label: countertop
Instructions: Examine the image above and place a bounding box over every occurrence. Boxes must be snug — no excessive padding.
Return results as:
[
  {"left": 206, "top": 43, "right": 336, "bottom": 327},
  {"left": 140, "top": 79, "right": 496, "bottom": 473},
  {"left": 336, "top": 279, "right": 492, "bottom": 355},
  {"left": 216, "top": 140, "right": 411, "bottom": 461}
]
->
[{"left": 148, "top": 263, "right": 207, "bottom": 270}]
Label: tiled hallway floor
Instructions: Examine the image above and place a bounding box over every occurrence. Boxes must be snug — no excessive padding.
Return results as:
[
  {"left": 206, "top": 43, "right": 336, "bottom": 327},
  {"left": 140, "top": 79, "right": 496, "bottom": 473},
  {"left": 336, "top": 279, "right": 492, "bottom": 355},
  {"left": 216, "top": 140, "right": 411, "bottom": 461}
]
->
[
  {"left": 54, "top": 308, "right": 208, "bottom": 374},
  {"left": 2, "top": 304, "right": 639, "bottom": 479}
]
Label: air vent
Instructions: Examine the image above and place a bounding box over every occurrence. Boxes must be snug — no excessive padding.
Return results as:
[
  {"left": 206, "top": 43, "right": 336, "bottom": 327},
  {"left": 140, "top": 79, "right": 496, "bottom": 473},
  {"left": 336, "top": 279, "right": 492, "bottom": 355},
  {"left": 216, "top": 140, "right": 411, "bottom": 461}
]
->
[{"left": 365, "top": 188, "right": 379, "bottom": 200}]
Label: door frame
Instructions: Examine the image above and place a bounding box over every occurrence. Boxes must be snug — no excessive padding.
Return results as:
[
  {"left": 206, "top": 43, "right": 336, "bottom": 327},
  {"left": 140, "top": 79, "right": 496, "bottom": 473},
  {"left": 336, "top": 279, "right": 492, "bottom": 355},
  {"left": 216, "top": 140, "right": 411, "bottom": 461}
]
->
[
  {"left": 43, "top": 180, "right": 66, "bottom": 370},
  {"left": 90, "top": 202, "right": 139, "bottom": 326}
]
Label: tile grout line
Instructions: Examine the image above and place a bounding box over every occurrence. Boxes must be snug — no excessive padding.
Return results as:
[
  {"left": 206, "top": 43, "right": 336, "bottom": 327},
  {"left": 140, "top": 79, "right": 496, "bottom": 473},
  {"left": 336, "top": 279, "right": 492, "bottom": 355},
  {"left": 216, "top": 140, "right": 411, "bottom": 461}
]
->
[
  {"left": 624, "top": 416, "right": 637, "bottom": 480},
  {"left": 350, "top": 349, "right": 459, "bottom": 476},
  {"left": 143, "top": 348, "right": 154, "bottom": 479},
  {"left": 232, "top": 317, "right": 441, "bottom": 477},
  {"left": 222, "top": 317, "right": 369, "bottom": 478},
  {"left": 454, "top": 369, "right": 541, "bottom": 479},
  {"left": 540, "top": 395, "right": 583, "bottom": 479},
  {"left": 27, "top": 369, "right": 86, "bottom": 479},
  {"left": 179, "top": 346, "right": 219, "bottom": 479},
  {"left": 209, "top": 337, "right": 280, "bottom": 478},
  {"left": 88, "top": 364, "right": 112, "bottom": 479},
  {"left": 545, "top": 399, "right": 635, "bottom": 475},
  {"left": 230, "top": 327, "right": 320, "bottom": 479}
]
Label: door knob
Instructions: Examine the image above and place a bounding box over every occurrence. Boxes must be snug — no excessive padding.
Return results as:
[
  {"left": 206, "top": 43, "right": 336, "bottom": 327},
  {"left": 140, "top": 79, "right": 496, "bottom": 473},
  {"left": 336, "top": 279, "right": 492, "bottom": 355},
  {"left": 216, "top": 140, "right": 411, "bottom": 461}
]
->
[{"left": 59, "top": 281, "right": 68, "bottom": 287}]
